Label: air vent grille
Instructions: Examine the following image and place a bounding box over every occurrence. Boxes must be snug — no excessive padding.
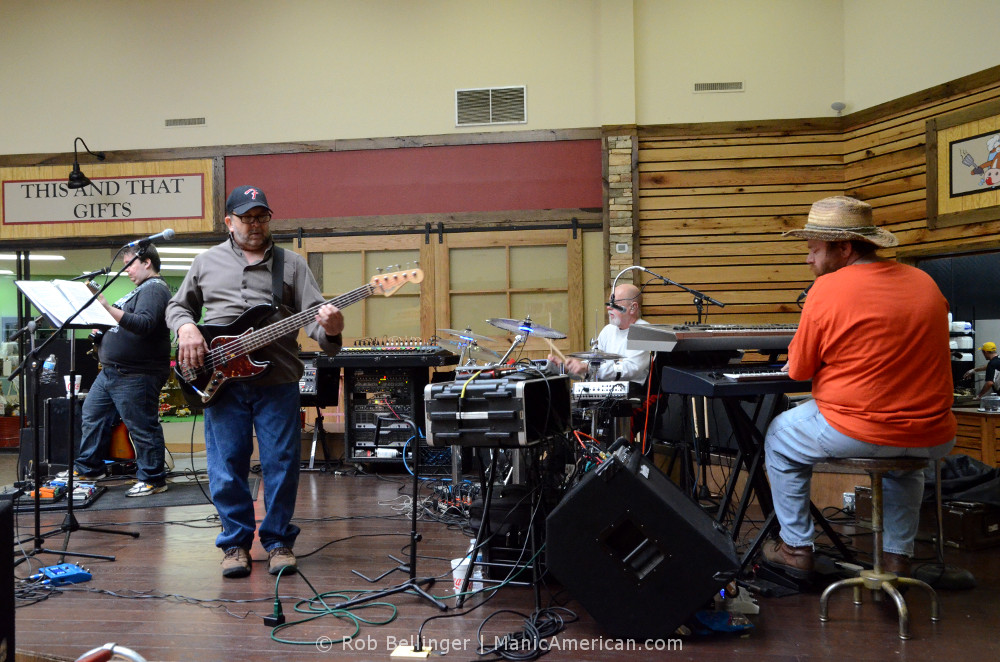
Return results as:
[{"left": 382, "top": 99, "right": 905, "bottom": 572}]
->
[
  {"left": 693, "top": 81, "right": 745, "bottom": 93},
  {"left": 164, "top": 117, "right": 207, "bottom": 128},
  {"left": 456, "top": 86, "right": 526, "bottom": 126}
]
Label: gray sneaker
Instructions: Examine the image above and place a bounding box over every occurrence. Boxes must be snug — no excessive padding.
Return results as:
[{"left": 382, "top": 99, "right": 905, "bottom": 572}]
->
[
  {"left": 221, "top": 547, "right": 251, "bottom": 578},
  {"left": 267, "top": 546, "right": 297, "bottom": 575},
  {"left": 55, "top": 468, "right": 106, "bottom": 481}
]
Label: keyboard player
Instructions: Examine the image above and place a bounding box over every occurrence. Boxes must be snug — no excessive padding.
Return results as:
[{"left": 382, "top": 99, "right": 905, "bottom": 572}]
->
[
  {"left": 547, "top": 283, "right": 651, "bottom": 396},
  {"left": 762, "top": 196, "right": 956, "bottom": 579}
]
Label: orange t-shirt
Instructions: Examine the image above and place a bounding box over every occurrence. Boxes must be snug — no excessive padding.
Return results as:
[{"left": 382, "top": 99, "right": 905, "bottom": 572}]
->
[{"left": 788, "top": 261, "right": 956, "bottom": 447}]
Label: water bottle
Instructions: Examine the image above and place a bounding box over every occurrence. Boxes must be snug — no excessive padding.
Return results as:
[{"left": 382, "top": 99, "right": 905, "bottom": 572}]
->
[{"left": 40, "top": 353, "right": 57, "bottom": 384}]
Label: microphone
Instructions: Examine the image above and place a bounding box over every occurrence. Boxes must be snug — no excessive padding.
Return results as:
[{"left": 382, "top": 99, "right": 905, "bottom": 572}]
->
[
  {"left": 797, "top": 284, "right": 813, "bottom": 303},
  {"left": 607, "top": 299, "right": 626, "bottom": 312},
  {"left": 71, "top": 267, "right": 109, "bottom": 282},
  {"left": 125, "top": 228, "right": 175, "bottom": 249}
]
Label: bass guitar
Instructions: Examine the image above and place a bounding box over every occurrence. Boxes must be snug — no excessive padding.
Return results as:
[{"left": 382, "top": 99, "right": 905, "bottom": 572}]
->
[{"left": 175, "top": 268, "right": 423, "bottom": 408}]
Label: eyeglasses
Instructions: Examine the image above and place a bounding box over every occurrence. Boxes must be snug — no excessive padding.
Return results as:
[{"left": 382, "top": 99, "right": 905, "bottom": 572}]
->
[{"left": 231, "top": 212, "right": 271, "bottom": 225}]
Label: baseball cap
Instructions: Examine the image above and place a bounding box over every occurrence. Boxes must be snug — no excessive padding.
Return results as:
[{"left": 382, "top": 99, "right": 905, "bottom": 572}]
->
[
  {"left": 225, "top": 185, "right": 272, "bottom": 215},
  {"left": 981, "top": 342, "right": 997, "bottom": 352}
]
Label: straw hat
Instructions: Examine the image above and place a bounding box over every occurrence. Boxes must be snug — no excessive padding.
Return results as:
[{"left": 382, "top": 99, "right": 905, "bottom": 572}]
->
[{"left": 782, "top": 196, "right": 898, "bottom": 248}]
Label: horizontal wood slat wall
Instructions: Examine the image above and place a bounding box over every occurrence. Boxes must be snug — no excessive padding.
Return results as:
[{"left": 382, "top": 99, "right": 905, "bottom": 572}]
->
[{"left": 636, "top": 71, "right": 1000, "bottom": 326}]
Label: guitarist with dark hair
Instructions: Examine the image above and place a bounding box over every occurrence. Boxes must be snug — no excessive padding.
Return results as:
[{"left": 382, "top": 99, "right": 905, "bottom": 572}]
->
[
  {"left": 59, "top": 244, "right": 172, "bottom": 497},
  {"left": 166, "top": 185, "right": 344, "bottom": 580}
]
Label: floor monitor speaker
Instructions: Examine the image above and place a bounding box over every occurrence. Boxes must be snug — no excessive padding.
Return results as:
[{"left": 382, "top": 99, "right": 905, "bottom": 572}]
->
[{"left": 546, "top": 450, "right": 738, "bottom": 640}]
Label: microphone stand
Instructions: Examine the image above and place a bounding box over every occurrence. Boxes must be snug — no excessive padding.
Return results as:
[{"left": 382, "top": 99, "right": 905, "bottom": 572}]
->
[
  {"left": 638, "top": 267, "right": 725, "bottom": 324},
  {"left": 12, "top": 255, "right": 143, "bottom": 566},
  {"left": 335, "top": 416, "right": 447, "bottom": 613}
]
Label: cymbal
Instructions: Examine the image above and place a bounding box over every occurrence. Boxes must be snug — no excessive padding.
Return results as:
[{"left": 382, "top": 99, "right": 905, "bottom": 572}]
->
[
  {"left": 437, "top": 327, "right": 498, "bottom": 343},
  {"left": 486, "top": 317, "right": 567, "bottom": 340},
  {"left": 439, "top": 338, "right": 500, "bottom": 359},
  {"left": 568, "top": 349, "right": 623, "bottom": 361},
  {"left": 470, "top": 345, "right": 501, "bottom": 359}
]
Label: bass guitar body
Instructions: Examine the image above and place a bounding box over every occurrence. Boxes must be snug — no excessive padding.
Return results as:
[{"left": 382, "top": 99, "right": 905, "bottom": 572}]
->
[{"left": 175, "top": 305, "right": 275, "bottom": 408}]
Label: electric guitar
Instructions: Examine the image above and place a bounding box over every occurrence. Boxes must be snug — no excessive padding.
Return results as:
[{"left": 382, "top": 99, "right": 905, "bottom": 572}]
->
[
  {"left": 108, "top": 420, "right": 137, "bottom": 461},
  {"left": 175, "top": 268, "right": 423, "bottom": 408}
]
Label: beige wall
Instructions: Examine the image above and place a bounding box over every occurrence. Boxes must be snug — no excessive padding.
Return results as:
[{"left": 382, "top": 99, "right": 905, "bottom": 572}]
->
[
  {"left": 635, "top": 0, "right": 844, "bottom": 122},
  {"left": 0, "top": 0, "right": 615, "bottom": 154},
  {"left": 844, "top": 0, "right": 1000, "bottom": 113},
  {"left": 2, "top": 0, "right": 1000, "bottom": 155}
]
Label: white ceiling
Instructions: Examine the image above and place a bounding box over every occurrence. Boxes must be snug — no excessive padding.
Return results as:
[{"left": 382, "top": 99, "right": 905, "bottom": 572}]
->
[{"left": 0, "top": 246, "right": 214, "bottom": 279}]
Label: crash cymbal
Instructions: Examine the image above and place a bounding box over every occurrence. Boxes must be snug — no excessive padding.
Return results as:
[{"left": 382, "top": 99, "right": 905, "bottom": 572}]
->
[
  {"left": 568, "top": 349, "right": 623, "bottom": 361},
  {"left": 437, "top": 327, "right": 498, "bottom": 343},
  {"left": 486, "top": 317, "right": 567, "bottom": 340},
  {"left": 469, "top": 345, "right": 501, "bottom": 359}
]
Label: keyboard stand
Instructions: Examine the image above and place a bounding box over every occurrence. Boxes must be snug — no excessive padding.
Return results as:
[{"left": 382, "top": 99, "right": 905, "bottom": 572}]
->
[{"left": 716, "top": 397, "right": 856, "bottom": 572}]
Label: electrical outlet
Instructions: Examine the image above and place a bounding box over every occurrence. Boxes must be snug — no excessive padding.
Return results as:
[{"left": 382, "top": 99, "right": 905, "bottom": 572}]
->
[{"left": 842, "top": 491, "right": 856, "bottom": 513}]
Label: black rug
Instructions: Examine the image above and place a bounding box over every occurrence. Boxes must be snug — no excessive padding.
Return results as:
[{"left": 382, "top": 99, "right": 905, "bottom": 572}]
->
[{"left": 12, "top": 476, "right": 260, "bottom": 512}]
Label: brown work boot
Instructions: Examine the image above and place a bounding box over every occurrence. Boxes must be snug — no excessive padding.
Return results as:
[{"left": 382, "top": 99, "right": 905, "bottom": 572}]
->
[
  {"left": 883, "top": 552, "right": 911, "bottom": 577},
  {"left": 762, "top": 538, "right": 814, "bottom": 579},
  {"left": 221, "top": 547, "right": 251, "bottom": 578},
  {"left": 267, "top": 546, "right": 297, "bottom": 576}
]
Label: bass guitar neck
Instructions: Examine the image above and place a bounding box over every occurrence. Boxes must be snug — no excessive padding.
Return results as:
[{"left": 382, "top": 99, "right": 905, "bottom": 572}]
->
[{"left": 175, "top": 268, "right": 423, "bottom": 408}]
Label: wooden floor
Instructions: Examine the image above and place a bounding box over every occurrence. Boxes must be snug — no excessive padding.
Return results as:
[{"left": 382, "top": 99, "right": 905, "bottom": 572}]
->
[{"left": 9, "top": 465, "right": 1000, "bottom": 662}]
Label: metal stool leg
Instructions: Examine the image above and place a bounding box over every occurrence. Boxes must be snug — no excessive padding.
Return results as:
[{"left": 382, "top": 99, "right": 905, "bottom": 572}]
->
[{"left": 819, "top": 466, "right": 940, "bottom": 639}]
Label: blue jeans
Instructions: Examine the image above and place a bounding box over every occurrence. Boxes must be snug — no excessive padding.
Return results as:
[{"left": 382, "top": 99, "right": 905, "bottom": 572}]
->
[
  {"left": 76, "top": 366, "right": 168, "bottom": 485},
  {"left": 764, "top": 399, "right": 955, "bottom": 556},
  {"left": 205, "top": 381, "right": 301, "bottom": 552}
]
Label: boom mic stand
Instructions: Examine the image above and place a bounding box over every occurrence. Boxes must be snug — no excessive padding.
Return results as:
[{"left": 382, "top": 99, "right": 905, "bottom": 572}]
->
[
  {"left": 12, "top": 255, "right": 144, "bottom": 566},
  {"left": 335, "top": 416, "right": 447, "bottom": 612},
  {"left": 638, "top": 266, "right": 725, "bottom": 323}
]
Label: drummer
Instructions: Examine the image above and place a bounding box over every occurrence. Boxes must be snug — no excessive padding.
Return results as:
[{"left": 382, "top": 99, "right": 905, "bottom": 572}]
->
[{"left": 548, "top": 283, "right": 651, "bottom": 395}]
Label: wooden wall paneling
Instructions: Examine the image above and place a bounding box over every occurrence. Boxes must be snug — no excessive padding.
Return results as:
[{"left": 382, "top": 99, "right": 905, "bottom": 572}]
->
[
  {"left": 637, "top": 128, "right": 844, "bottom": 326},
  {"left": 635, "top": 71, "right": 1000, "bottom": 327}
]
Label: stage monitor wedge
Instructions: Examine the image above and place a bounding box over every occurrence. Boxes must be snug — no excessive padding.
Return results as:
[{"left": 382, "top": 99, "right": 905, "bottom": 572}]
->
[{"left": 546, "top": 450, "right": 738, "bottom": 640}]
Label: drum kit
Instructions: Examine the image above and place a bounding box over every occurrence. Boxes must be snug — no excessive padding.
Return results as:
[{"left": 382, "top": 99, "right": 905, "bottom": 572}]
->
[
  {"left": 438, "top": 316, "right": 629, "bottom": 445},
  {"left": 436, "top": 315, "right": 622, "bottom": 375}
]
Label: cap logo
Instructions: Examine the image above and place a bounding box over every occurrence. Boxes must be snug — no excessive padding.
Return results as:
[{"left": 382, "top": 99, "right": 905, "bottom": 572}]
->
[{"left": 245, "top": 188, "right": 260, "bottom": 200}]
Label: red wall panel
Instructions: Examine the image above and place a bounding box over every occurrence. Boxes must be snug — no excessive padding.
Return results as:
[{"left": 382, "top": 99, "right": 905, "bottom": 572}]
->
[{"left": 224, "top": 140, "right": 602, "bottom": 220}]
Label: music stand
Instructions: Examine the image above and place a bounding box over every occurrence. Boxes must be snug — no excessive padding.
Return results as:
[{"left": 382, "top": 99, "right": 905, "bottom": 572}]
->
[{"left": 13, "top": 263, "right": 143, "bottom": 566}]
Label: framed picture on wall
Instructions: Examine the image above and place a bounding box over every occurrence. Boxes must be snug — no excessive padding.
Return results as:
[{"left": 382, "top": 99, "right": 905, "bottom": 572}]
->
[{"left": 927, "top": 100, "right": 1000, "bottom": 228}]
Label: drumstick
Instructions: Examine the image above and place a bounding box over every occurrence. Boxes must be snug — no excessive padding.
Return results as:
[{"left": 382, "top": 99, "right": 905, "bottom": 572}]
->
[{"left": 545, "top": 336, "right": 567, "bottom": 361}]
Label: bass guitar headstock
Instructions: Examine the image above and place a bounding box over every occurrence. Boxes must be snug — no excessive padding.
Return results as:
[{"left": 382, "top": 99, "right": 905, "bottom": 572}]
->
[{"left": 370, "top": 267, "right": 424, "bottom": 297}]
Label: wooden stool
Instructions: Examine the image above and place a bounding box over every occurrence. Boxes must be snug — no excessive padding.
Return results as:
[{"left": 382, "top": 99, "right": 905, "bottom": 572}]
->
[{"left": 819, "top": 457, "right": 940, "bottom": 639}]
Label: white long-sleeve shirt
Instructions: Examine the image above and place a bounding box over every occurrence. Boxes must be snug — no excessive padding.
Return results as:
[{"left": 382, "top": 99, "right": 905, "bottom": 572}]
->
[{"left": 592, "top": 319, "right": 651, "bottom": 386}]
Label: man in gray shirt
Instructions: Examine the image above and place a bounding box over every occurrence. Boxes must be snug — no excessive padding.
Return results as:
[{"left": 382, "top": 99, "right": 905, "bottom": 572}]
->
[{"left": 166, "top": 185, "right": 343, "bottom": 579}]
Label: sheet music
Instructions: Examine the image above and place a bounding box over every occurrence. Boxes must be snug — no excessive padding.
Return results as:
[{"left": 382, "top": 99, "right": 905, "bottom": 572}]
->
[{"left": 15, "top": 279, "right": 118, "bottom": 328}]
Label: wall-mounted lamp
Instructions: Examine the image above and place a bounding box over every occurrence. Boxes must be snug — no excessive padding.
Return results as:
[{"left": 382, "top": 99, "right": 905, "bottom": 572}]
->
[
  {"left": 66, "top": 137, "right": 106, "bottom": 189},
  {"left": 831, "top": 101, "right": 846, "bottom": 117}
]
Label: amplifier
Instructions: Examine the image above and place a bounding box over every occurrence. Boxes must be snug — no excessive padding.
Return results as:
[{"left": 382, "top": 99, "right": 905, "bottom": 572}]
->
[
  {"left": 424, "top": 374, "right": 571, "bottom": 447},
  {"left": 572, "top": 380, "right": 630, "bottom": 401}
]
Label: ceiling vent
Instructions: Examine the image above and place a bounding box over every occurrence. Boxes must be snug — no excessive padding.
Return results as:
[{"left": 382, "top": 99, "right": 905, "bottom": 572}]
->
[
  {"left": 164, "top": 117, "right": 206, "bottom": 128},
  {"left": 693, "top": 81, "right": 745, "bottom": 93},
  {"left": 456, "top": 86, "right": 526, "bottom": 126}
]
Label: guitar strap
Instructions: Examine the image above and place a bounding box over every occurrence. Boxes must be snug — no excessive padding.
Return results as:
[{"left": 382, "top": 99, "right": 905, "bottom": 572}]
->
[{"left": 271, "top": 245, "right": 285, "bottom": 309}]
